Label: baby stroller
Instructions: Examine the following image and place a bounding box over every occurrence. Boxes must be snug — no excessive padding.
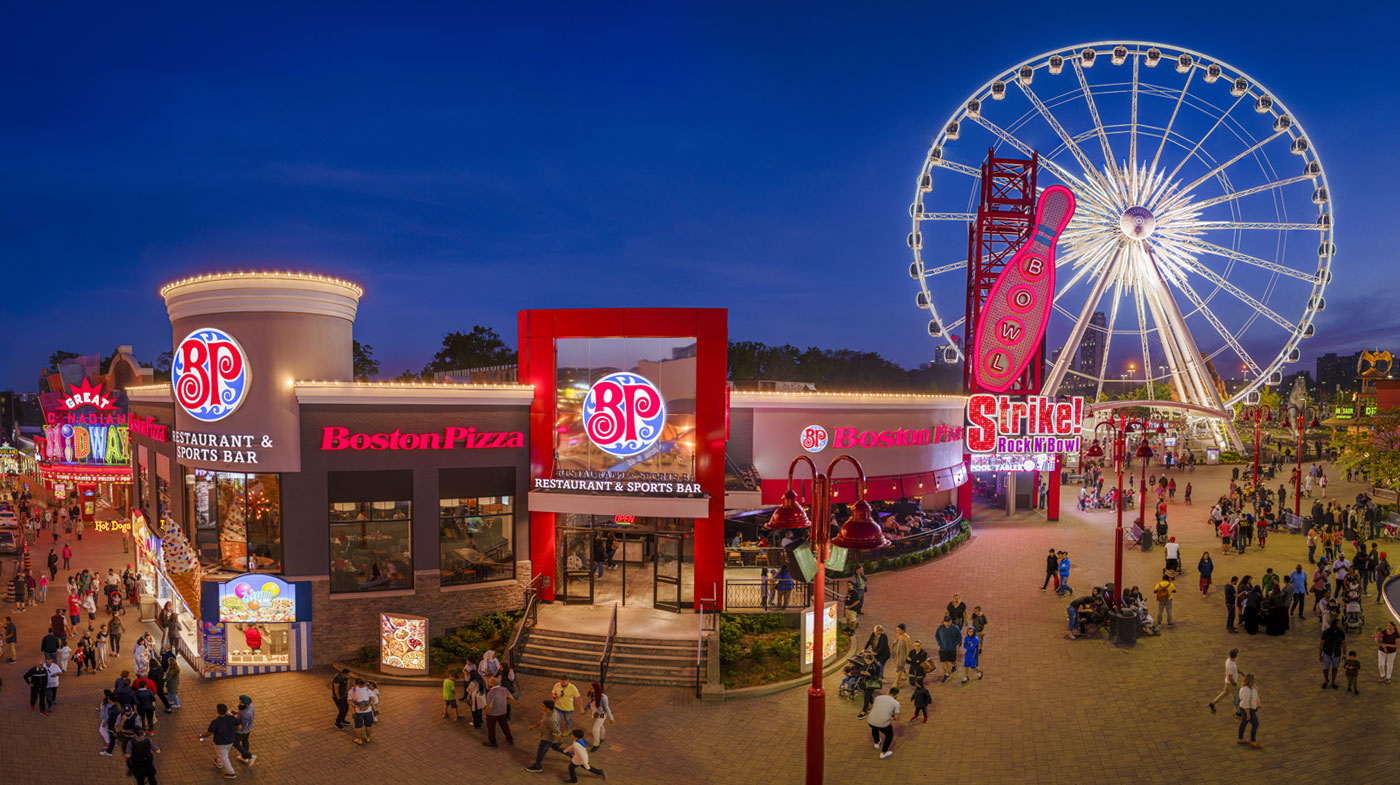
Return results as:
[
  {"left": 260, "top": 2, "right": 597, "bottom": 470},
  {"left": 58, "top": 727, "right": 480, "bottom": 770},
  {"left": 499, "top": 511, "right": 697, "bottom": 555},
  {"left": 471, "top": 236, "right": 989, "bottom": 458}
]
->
[
  {"left": 1343, "top": 590, "right": 1364, "bottom": 632},
  {"left": 837, "top": 657, "right": 865, "bottom": 698},
  {"left": 1154, "top": 519, "right": 1169, "bottom": 546}
]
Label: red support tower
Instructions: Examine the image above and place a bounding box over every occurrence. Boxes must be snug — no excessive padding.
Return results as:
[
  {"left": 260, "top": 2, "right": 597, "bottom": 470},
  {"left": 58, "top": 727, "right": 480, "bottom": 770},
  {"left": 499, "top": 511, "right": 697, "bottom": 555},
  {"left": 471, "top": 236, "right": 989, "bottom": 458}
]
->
[
  {"left": 963, "top": 150, "right": 1041, "bottom": 395},
  {"left": 959, "top": 150, "right": 1050, "bottom": 520}
]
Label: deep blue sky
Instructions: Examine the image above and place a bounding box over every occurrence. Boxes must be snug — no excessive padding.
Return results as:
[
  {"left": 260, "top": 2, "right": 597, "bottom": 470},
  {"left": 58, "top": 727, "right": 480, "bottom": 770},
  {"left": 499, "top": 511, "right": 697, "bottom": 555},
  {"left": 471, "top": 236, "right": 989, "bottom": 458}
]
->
[{"left": 3, "top": 1, "right": 1397, "bottom": 390}]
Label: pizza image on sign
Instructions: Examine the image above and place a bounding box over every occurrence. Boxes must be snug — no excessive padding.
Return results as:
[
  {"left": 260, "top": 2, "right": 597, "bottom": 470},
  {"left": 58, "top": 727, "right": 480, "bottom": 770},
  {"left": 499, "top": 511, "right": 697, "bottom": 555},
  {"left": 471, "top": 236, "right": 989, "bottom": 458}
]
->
[{"left": 972, "top": 185, "right": 1076, "bottom": 392}]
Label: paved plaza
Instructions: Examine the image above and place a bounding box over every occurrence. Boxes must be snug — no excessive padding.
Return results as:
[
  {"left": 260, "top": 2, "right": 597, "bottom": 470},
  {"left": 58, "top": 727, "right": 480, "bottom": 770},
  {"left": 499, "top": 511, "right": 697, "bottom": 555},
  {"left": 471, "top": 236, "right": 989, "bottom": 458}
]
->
[{"left": 3, "top": 462, "right": 1397, "bottom": 784}]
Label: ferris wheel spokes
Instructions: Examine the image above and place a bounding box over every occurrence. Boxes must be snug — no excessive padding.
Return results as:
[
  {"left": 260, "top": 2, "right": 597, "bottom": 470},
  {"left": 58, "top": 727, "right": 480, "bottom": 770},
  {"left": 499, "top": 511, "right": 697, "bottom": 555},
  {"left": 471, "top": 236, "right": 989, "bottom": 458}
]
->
[{"left": 1162, "top": 234, "right": 1315, "bottom": 282}]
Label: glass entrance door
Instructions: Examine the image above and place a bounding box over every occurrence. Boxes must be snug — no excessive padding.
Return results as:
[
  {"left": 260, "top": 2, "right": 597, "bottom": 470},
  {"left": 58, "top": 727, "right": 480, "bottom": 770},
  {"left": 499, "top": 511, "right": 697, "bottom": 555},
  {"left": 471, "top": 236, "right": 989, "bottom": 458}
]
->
[
  {"left": 654, "top": 532, "right": 684, "bottom": 612},
  {"left": 558, "top": 529, "right": 594, "bottom": 604}
]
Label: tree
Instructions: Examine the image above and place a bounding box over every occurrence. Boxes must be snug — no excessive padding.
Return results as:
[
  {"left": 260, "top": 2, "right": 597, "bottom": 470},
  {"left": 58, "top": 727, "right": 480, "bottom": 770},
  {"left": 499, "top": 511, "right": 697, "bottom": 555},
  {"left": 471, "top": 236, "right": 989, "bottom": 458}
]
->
[
  {"left": 153, "top": 351, "right": 173, "bottom": 382},
  {"left": 1334, "top": 407, "right": 1400, "bottom": 490},
  {"left": 422, "top": 327, "right": 515, "bottom": 375},
  {"left": 47, "top": 350, "right": 79, "bottom": 368},
  {"left": 353, "top": 341, "right": 380, "bottom": 381},
  {"left": 726, "top": 340, "right": 925, "bottom": 391},
  {"left": 394, "top": 368, "right": 424, "bottom": 382}
]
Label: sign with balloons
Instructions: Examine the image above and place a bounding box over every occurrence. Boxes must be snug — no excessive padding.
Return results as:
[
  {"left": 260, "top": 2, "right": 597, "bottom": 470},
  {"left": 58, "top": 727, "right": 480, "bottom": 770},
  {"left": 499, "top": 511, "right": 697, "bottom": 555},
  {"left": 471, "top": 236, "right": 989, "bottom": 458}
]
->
[{"left": 217, "top": 574, "right": 299, "bottom": 623}]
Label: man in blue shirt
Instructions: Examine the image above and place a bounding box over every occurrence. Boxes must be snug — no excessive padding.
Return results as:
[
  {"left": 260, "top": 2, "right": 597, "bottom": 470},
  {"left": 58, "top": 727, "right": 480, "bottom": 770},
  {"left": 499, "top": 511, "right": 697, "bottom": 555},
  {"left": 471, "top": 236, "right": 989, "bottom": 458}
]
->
[
  {"left": 1289, "top": 565, "right": 1308, "bottom": 619},
  {"left": 233, "top": 695, "right": 256, "bottom": 767}
]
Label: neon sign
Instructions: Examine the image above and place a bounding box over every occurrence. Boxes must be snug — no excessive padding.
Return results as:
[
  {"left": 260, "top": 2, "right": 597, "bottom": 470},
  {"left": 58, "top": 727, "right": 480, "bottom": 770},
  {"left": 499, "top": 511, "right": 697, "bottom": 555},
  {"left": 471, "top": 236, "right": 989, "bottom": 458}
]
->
[
  {"left": 965, "top": 394, "right": 1084, "bottom": 454},
  {"left": 801, "top": 425, "right": 829, "bottom": 452},
  {"left": 972, "top": 185, "right": 1076, "bottom": 391},
  {"left": 42, "top": 423, "right": 130, "bottom": 465},
  {"left": 319, "top": 426, "right": 525, "bottom": 451},
  {"left": 218, "top": 574, "right": 299, "bottom": 623},
  {"left": 60, "top": 378, "right": 117, "bottom": 411},
  {"left": 582, "top": 372, "right": 666, "bottom": 458},
  {"left": 173, "top": 327, "right": 250, "bottom": 423}
]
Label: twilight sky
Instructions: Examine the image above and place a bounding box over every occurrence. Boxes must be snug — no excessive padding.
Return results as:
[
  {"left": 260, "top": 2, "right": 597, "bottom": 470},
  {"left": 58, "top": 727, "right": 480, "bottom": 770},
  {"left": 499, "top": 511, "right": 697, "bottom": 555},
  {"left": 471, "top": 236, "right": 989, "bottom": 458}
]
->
[{"left": 2, "top": 1, "right": 1397, "bottom": 391}]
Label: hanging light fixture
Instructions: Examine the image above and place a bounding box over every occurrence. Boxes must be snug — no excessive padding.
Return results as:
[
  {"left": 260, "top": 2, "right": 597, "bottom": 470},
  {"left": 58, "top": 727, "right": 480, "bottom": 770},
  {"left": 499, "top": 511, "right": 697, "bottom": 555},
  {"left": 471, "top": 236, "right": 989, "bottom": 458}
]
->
[
  {"left": 831, "top": 499, "right": 888, "bottom": 550},
  {"left": 1134, "top": 439, "right": 1155, "bottom": 459},
  {"left": 1085, "top": 439, "right": 1105, "bottom": 458},
  {"left": 765, "top": 489, "right": 811, "bottom": 530}
]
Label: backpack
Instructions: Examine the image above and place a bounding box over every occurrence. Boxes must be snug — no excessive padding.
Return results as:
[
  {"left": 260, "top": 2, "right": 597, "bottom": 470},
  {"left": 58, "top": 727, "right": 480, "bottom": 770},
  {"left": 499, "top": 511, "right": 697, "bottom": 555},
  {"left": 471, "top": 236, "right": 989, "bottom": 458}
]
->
[{"left": 1154, "top": 584, "right": 1171, "bottom": 602}]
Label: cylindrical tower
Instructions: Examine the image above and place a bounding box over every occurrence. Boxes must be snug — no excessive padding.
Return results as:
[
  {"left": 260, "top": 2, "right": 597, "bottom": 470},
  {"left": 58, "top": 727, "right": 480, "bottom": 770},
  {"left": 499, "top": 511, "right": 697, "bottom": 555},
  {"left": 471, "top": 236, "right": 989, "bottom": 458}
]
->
[{"left": 161, "top": 272, "right": 362, "bottom": 473}]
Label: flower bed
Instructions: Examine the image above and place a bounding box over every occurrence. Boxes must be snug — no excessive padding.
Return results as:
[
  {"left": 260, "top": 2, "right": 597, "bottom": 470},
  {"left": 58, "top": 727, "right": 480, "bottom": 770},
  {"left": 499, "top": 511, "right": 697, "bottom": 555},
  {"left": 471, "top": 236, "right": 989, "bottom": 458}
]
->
[{"left": 719, "top": 612, "right": 851, "bottom": 689}]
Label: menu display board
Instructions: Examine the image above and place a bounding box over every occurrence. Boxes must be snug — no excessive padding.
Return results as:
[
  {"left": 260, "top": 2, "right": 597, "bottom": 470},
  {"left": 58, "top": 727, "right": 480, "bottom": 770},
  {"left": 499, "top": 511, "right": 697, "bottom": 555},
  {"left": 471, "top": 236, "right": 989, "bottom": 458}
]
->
[
  {"left": 202, "top": 621, "right": 228, "bottom": 675},
  {"left": 380, "top": 613, "right": 428, "bottom": 674},
  {"left": 801, "top": 604, "right": 839, "bottom": 670},
  {"left": 218, "top": 574, "right": 299, "bottom": 623}
]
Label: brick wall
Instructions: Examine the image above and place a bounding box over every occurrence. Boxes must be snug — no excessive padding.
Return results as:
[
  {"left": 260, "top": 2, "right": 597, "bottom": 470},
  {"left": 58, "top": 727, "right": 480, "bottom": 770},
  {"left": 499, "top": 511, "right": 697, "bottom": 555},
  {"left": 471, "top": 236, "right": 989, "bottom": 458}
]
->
[{"left": 309, "top": 563, "right": 529, "bottom": 661}]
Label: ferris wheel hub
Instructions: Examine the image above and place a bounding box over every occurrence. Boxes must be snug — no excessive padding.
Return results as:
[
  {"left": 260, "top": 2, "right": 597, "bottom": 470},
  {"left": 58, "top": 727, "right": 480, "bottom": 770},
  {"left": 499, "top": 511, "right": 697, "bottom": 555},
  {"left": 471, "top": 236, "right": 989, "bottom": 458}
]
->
[{"left": 1120, "top": 206, "right": 1157, "bottom": 240}]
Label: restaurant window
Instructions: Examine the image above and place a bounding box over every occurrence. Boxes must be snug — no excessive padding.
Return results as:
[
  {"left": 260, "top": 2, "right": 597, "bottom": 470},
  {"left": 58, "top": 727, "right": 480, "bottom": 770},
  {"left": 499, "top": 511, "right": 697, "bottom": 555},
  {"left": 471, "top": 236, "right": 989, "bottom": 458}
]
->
[
  {"left": 137, "top": 451, "right": 149, "bottom": 514},
  {"left": 329, "top": 501, "right": 413, "bottom": 593},
  {"left": 439, "top": 496, "right": 515, "bottom": 585},
  {"left": 184, "top": 469, "right": 284, "bottom": 573},
  {"left": 156, "top": 475, "right": 171, "bottom": 532}
]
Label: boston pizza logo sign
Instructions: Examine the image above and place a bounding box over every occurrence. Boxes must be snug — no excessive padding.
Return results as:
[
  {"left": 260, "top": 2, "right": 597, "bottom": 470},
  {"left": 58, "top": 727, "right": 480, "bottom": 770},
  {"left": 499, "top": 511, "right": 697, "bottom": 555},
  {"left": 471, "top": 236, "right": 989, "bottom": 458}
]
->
[
  {"left": 582, "top": 372, "right": 666, "bottom": 458},
  {"left": 173, "top": 328, "right": 250, "bottom": 423},
  {"left": 801, "top": 425, "right": 829, "bottom": 452}
]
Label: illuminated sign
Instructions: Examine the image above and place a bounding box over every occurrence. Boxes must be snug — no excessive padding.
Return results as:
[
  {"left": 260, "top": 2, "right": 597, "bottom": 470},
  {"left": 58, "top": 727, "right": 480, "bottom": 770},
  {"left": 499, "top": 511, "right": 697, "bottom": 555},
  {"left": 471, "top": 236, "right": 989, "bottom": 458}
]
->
[
  {"left": 173, "top": 430, "right": 272, "bottom": 465},
  {"left": 319, "top": 426, "right": 524, "bottom": 451},
  {"left": 218, "top": 574, "right": 299, "bottom": 623},
  {"left": 965, "top": 394, "right": 1084, "bottom": 454},
  {"left": 583, "top": 372, "right": 666, "bottom": 458},
  {"left": 380, "top": 613, "right": 428, "bottom": 674},
  {"left": 800, "top": 423, "right": 962, "bottom": 452},
  {"left": 42, "top": 422, "right": 130, "bottom": 465},
  {"left": 533, "top": 469, "right": 702, "bottom": 496},
  {"left": 46, "top": 411, "right": 168, "bottom": 443},
  {"left": 972, "top": 186, "right": 1076, "bottom": 391},
  {"left": 970, "top": 453, "right": 1056, "bottom": 472},
  {"left": 802, "top": 604, "right": 839, "bottom": 668},
  {"left": 60, "top": 378, "right": 117, "bottom": 411},
  {"left": 173, "top": 327, "right": 250, "bottom": 423}
]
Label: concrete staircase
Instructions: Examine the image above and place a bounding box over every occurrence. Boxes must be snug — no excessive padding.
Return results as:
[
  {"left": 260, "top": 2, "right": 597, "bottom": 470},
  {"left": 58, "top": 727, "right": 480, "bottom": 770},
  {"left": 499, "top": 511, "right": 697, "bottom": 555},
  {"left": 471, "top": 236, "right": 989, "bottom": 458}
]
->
[{"left": 516, "top": 628, "right": 705, "bottom": 688}]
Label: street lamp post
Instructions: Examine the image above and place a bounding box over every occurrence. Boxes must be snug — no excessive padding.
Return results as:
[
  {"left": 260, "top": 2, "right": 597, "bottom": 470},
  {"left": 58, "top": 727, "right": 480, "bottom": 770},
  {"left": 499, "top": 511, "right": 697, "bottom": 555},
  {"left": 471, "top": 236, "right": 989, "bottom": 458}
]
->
[
  {"left": 1284, "top": 404, "right": 1321, "bottom": 518},
  {"left": 1084, "top": 413, "right": 1159, "bottom": 603},
  {"left": 766, "top": 454, "right": 888, "bottom": 785},
  {"left": 1235, "top": 405, "right": 1272, "bottom": 489}
]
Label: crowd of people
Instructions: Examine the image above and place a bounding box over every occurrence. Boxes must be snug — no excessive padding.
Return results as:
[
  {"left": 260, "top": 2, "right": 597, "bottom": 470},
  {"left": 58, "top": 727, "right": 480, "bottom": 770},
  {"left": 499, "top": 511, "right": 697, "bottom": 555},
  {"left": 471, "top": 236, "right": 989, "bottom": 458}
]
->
[{"left": 838, "top": 594, "right": 989, "bottom": 759}]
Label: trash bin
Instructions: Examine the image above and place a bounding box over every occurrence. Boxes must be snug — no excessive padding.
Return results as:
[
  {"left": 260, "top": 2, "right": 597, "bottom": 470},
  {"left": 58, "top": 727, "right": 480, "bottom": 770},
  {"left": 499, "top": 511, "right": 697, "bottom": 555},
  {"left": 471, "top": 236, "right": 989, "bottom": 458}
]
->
[
  {"left": 1114, "top": 611, "right": 1138, "bottom": 645},
  {"left": 1139, "top": 529, "right": 1153, "bottom": 552}
]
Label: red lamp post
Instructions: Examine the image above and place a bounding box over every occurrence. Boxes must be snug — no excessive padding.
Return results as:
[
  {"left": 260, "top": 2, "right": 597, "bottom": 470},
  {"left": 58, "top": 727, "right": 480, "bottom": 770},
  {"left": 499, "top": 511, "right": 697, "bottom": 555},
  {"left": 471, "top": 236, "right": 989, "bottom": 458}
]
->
[
  {"left": 1235, "top": 405, "right": 1272, "bottom": 489},
  {"left": 1083, "top": 413, "right": 1157, "bottom": 603},
  {"left": 1284, "top": 404, "right": 1321, "bottom": 517},
  {"left": 766, "top": 454, "right": 888, "bottom": 785}
]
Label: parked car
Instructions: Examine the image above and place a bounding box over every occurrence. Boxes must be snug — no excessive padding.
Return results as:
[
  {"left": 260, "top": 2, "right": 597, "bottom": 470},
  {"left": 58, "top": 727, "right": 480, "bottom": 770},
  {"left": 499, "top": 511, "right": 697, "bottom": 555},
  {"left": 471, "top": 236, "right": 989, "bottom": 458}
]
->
[{"left": 0, "top": 529, "right": 19, "bottom": 554}]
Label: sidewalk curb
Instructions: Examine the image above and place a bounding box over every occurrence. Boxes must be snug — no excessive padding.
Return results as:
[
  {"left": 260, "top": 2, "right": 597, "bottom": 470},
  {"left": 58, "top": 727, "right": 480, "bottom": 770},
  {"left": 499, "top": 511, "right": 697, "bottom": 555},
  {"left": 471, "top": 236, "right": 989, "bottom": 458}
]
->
[{"left": 718, "top": 637, "right": 859, "bottom": 701}]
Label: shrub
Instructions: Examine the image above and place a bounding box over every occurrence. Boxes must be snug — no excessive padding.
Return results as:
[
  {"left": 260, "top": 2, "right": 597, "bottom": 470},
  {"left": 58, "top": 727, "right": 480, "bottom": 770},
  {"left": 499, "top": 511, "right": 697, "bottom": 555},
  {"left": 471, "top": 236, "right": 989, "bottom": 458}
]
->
[{"left": 770, "top": 632, "right": 800, "bottom": 662}]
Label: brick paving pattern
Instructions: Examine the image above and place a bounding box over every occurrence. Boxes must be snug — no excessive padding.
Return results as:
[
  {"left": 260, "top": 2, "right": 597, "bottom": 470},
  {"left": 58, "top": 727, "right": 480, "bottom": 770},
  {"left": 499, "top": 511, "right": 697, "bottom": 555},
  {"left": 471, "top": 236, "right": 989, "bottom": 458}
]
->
[{"left": 2, "top": 463, "right": 1397, "bottom": 784}]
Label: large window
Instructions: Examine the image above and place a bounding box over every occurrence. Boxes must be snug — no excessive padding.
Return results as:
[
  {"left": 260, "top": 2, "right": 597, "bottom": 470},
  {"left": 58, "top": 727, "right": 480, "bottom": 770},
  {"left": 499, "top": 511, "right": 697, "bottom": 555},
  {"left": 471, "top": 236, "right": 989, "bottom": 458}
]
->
[
  {"left": 184, "top": 470, "right": 283, "bottom": 572},
  {"left": 439, "top": 496, "right": 515, "bottom": 585},
  {"left": 329, "top": 501, "right": 413, "bottom": 593}
]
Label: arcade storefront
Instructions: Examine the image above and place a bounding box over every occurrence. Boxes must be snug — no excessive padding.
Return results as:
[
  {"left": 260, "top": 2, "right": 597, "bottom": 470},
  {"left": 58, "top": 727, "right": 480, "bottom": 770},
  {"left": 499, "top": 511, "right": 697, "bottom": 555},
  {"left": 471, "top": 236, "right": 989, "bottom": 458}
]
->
[{"left": 125, "top": 272, "right": 534, "bottom": 669}]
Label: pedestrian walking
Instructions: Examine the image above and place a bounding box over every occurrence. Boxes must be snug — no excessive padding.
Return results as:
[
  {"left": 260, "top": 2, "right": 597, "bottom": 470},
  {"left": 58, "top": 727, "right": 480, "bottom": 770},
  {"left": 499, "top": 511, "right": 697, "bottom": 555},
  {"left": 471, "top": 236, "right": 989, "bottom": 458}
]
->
[
  {"left": 562, "top": 728, "right": 606, "bottom": 781},
  {"left": 348, "top": 678, "right": 375, "bottom": 745},
  {"left": 864, "top": 624, "right": 891, "bottom": 676},
  {"left": 1236, "top": 674, "right": 1261, "bottom": 748},
  {"left": 466, "top": 669, "right": 487, "bottom": 728},
  {"left": 1207, "top": 649, "right": 1239, "bottom": 714},
  {"left": 1377, "top": 621, "right": 1398, "bottom": 684},
  {"left": 1153, "top": 574, "right": 1176, "bottom": 628},
  {"left": 960, "top": 626, "right": 982, "bottom": 682},
  {"left": 2, "top": 615, "right": 16, "bottom": 662},
  {"left": 233, "top": 695, "right": 256, "bottom": 766},
  {"left": 108, "top": 615, "right": 123, "bottom": 656},
  {"left": 1198, "top": 552, "right": 1214, "bottom": 596},
  {"left": 583, "top": 682, "right": 611, "bottom": 751},
  {"left": 1343, "top": 651, "right": 1361, "bottom": 694},
  {"left": 934, "top": 617, "right": 960, "bottom": 682},
  {"left": 124, "top": 726, "right": 161, "bottom": 785},
  {"left": 551, "top": 675, "right": 581, "bottom": 731},
  {"left": 1320, "top": 618, "right": 1346, "bottom": 689},
  {"left": 1288, "top": 565, "right": 1307, "bottom": 619},
  {"left": 1224, "top": 577, "right": 1238, "bottom": 633},
  {"left": 442, "top": 670, "right": 460, "bottom": 721},
  {"left": 163, "top": 658, "right": 180, "bottom": 709},
  {"left": 524, "top": 699, "right": 564, "bottom": 773},
  {"left": 866, "top": 686, "right": 900, "bottom": 759},
  {"left": 483, "top": 676, "right": 514, "bottom": 747},
  {"left": 1041, "top": 548, "right": 1058, "bottom": 591},
  {"left": 1056, "top": 551, "right": 1072, "bottom": 596},
  {"left": 1375, "top": 552, "right": 1391, "bottom": 605},
  {"left": 24, "top": 659, "right": 51, "bottom": 714},
  {"left": 329, "top": 667, "right": 350, "bottom": 729},
  {"left": 198, "top": 703, "right": 239, "bottom": 778},
  {"left": 890, "top": 624, "right": 911, "bottom": 685}
]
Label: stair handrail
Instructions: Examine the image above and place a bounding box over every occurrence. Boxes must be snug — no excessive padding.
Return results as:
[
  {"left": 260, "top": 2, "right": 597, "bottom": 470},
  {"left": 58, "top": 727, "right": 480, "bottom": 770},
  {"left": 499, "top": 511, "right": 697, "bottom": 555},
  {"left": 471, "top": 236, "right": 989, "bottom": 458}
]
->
[
  {"left": 506, "top": 573, "right": 547, "bottom": 668},
  {"left": 696, "top": 592, "right": 717, "bottom": 698},
  {"left": 598, "top": 602, "right": 619, "bottom": 690}
]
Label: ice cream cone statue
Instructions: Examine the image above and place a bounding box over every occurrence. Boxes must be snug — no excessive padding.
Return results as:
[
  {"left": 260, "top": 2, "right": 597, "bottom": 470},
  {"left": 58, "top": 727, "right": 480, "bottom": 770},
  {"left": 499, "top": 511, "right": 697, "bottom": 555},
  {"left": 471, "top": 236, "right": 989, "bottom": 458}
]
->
[{"left": 161, "top": 517, "right": 198, "bottom": 574}]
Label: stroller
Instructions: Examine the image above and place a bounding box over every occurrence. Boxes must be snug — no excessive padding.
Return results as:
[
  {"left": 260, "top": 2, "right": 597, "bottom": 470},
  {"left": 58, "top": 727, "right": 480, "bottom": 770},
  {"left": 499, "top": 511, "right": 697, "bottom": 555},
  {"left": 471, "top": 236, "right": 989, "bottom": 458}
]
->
[
  {"left": 1343, "top": 589, "right": 1364, "bottom": 632},
  {"left": 837, "top": 656, "right": 865, "bottom": 698},
  {"left": 1154, "top": 518, "right": 1169, "bottom": 546}
]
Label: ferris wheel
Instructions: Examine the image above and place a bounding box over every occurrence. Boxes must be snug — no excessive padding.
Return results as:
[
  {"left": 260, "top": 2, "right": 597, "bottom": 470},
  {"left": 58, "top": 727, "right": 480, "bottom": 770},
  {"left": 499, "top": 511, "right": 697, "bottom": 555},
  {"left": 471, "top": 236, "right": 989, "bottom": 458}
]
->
[{"left": 909, "top": 42, "right": 1335, "bottom": 417}]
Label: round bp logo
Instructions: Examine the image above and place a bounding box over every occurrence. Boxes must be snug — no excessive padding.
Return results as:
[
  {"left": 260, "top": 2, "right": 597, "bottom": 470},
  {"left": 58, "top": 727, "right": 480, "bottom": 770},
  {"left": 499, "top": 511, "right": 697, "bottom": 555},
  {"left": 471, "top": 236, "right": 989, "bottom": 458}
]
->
[
  {"left": 582, "top": 372, "right": 666, "bottom": 458},
  {"left": 801, "top": 425, "right": 828, "bottom": 452},
  {"left": 173, "top": 327, "right": 250, "bottom": 423}
]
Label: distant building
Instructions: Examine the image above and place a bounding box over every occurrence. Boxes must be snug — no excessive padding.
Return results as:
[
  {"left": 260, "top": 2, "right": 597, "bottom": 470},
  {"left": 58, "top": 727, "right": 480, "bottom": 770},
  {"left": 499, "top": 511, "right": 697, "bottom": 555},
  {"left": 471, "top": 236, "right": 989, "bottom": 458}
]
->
[{"left": 1077, "top": 312, "right": 1107, "bottom": 379}]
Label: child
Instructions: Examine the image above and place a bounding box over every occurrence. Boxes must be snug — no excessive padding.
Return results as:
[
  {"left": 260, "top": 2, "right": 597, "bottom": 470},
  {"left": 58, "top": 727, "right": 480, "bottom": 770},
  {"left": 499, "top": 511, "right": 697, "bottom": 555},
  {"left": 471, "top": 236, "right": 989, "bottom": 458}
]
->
[
  {"left": 960, "top": 626, "right": 982, "bottom": 683},
  {"left": 367, "top": 680, "right": 381, "bottom": 718},
  {"left": 1185, "top": 483, "right": 1192, "bottom": 504},
  {"left": 910, "top": 677, "right": 931, "bottom": 723},
  {"left": 838, "top": 660, "right": 862, "bottom": 698},
  {"left": 442, "top": 672, "right": 460, "bottom": 720},
  {"left": 564, "top": 728, "right": 605, "bottom": 782},
  {"left": 1344, "top": 651, "right": 1361, "bottom": 694}
]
